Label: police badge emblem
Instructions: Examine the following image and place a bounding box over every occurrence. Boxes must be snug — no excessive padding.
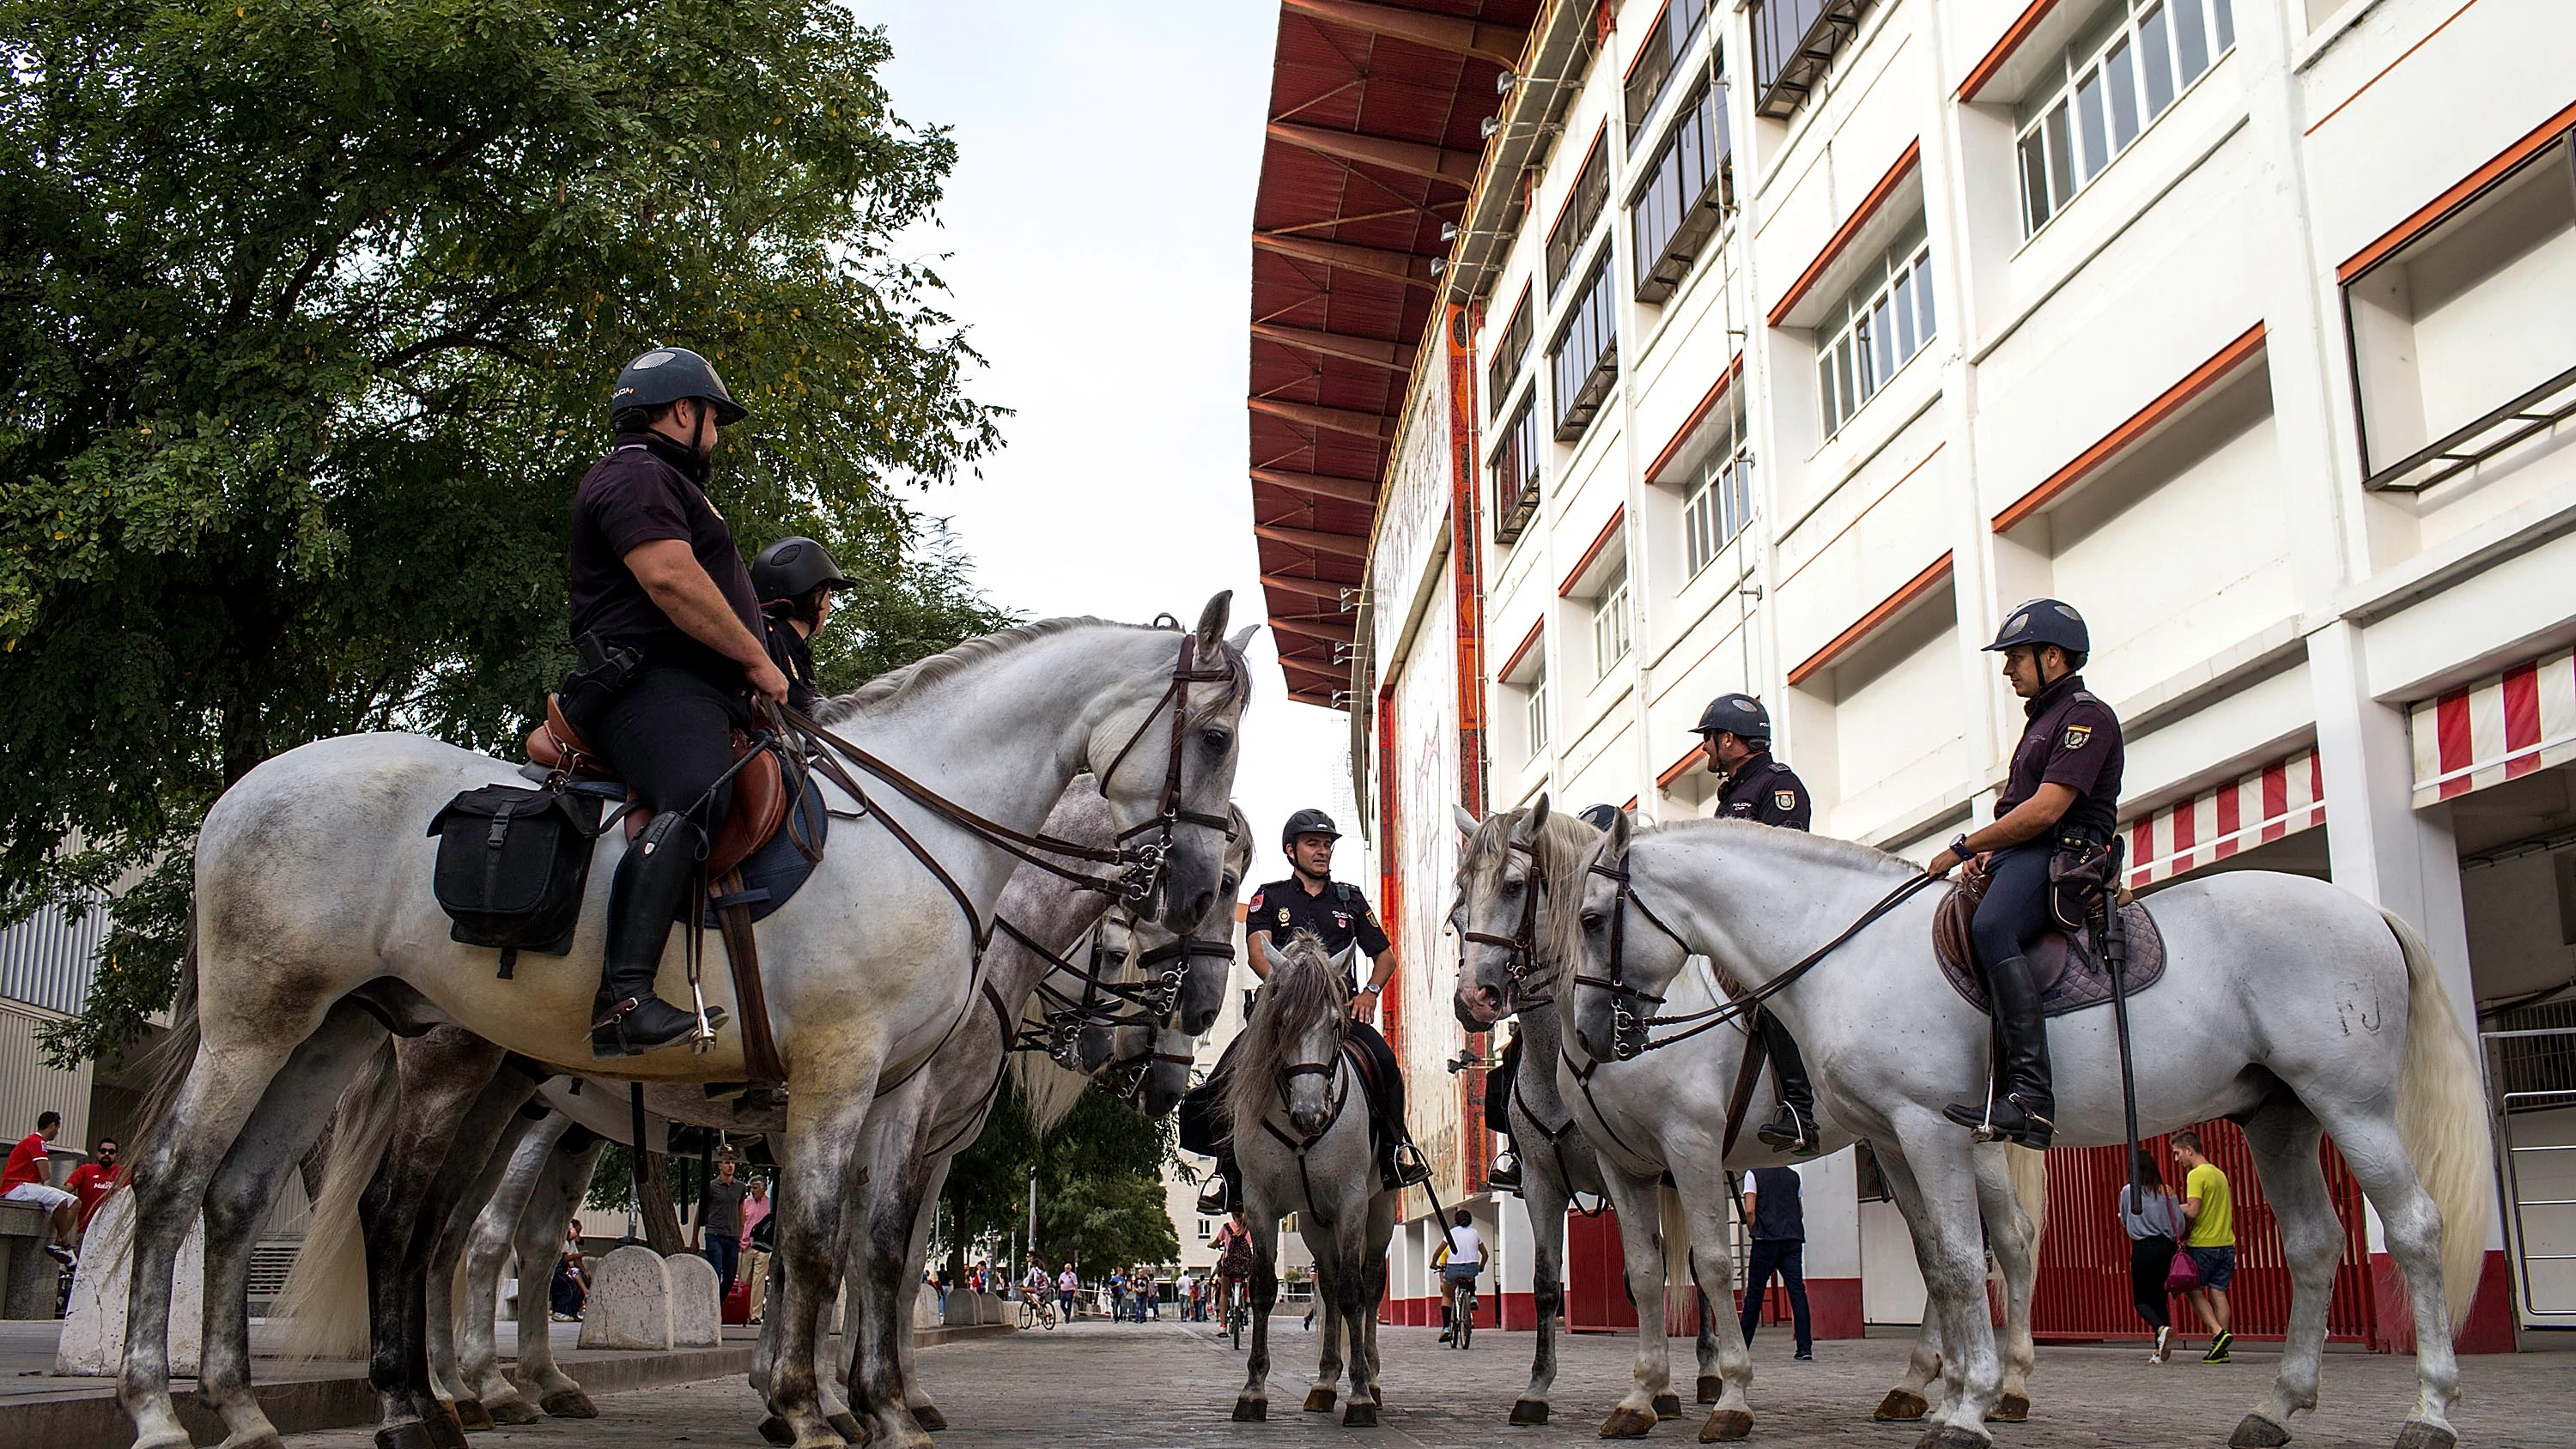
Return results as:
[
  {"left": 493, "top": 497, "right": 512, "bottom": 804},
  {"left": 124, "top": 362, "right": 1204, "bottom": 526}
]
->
[
  {"left": 1774, "top": 790, "right": 1797, "bottom": 811},
  {"left": 1277, "top": 907, "right": 1291, "bottom": 925},
  {"left": 2063, "top": 724, "right": 2093, "bottom": 750}
]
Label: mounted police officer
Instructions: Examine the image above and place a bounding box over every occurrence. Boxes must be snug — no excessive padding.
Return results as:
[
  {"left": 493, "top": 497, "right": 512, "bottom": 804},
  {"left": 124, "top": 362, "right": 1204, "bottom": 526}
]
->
[
  {"left": 1186, "top": 809, "right": 1430, "bottom": 1215},
  {"left": 1697, "top": 695, "right": 1824, "bottom": 1156},
  {"left": 562, "top": 347, "right": 786, "bottom": 1058},
  {"left": 1925, "top": 599, "right": 2124, "bottom": 1149},
  {"left": 750, "top": 536, "right": 852, "bottom": 716}
]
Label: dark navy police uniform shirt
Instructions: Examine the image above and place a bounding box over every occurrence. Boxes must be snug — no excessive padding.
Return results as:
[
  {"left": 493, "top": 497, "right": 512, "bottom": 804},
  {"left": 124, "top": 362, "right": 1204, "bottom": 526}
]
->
[
  {"left": 1248, "top": 876, "right": 1391, "bottom": 975},
  {"left": 568, "top": 431, "right": 764, "bottom": 689},
  {"left": 1717, "top": 752, "right": 1813, "bottom": 830},
  {"left": 1997, "top": 672, "right": 2123, "bottom": 843}
]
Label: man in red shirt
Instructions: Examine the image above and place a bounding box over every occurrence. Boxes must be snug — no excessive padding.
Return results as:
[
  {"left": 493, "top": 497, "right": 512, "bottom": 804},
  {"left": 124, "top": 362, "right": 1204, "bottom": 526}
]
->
[
  {"left": 2, "top": 1111, "right": 80, "bottom": 1266},
  {"left": 64, "top": 1138, "right": 123, "bottom": 1234}
]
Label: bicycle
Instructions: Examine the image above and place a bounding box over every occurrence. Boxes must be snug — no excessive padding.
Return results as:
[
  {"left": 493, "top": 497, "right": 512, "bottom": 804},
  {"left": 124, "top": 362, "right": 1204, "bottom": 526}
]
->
[
  {"left": 1230, "top": 1276, "right": 1250, "bottom": 1351},
  {"left": 1445, "top": 1270, "right": 1479, "bottom": 1349},
  {"left": 1019, "top": 1287, "right": 1057, "bottom": 1331}
]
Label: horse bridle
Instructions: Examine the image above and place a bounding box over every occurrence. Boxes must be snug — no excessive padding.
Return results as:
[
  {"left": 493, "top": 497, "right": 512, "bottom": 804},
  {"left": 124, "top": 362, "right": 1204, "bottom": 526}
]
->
[
  {"left": 1458, "top": 838, "right": 1552, "bottom": 1013},
  {"left": 778, "top": 627, "right": 1237, "bottom": 954},
  {"left": 1261, "top": 1023, "right": 1356, "bottom": 1229}
]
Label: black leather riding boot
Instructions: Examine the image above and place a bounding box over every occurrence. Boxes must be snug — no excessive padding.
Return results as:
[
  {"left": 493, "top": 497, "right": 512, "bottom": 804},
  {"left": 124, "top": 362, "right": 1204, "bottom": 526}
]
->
[
  {"left": 1754, "top": 1015, "right": 1824, "bottom": 1157},
  {"left": 591, "top": 812, "right": 728, "bottom": 1059},
  {"left": 1943, "top": 955, "right": 2055, "bottom": 1147}
]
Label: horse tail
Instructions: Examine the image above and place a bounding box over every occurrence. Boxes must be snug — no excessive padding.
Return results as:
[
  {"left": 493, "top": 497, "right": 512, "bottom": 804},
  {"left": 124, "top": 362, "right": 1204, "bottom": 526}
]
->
[
  {"left": 124, "top": 909, "right": 203, "bottom": 1172},
  {"left": 2381, "top": 906, "right": 2494, "bottom": 1333},
  {"left": 276, "top": 1035, "right": 400, "bottom": 1361},
  {"left": 2003, "top": 1143, "right": 2048, "bottom": 1240}
]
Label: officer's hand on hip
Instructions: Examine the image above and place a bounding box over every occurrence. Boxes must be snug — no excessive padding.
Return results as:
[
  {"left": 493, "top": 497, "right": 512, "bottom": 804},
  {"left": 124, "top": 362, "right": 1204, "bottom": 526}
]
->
[{"left": 749, "top": 658, "right": 790, "bottom": 705}]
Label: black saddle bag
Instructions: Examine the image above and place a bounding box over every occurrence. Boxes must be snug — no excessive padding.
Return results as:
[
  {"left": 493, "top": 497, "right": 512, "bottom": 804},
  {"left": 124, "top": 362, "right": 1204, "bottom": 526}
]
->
[{"left": 428, "top": 782, "right": 606, "bottom": 955}]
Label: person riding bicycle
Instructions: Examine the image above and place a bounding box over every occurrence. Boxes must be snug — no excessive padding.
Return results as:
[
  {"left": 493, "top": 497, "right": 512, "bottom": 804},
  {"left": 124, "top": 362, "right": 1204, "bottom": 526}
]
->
[
  {"left": 1924, "top": 599, "right": 2124, "bottom": 1149},
  {"left": 1211, "top": 1210, "right": 1255, "bottom": 1326},
  {"left": 1183, "top": 809, "right": 1429, "bottom": 1215},
  {"left": 564, "top": 347, "right": 785, "bottom": 1058},
  {"left": 748, "top": 536, "right": 852, "bottom": 715},
  {"left": 1696, "top": 694, "right": 1826, "bottom": 1157},
  {"left": 1436, "top": 1209, "right": 1484, "bottom": 1343}
]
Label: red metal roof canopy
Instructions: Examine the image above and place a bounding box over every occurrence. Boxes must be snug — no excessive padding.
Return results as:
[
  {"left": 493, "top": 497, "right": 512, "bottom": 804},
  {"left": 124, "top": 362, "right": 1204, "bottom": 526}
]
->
[{"left": 1247, "top": 0, "right": 1537, "bottom": 708}]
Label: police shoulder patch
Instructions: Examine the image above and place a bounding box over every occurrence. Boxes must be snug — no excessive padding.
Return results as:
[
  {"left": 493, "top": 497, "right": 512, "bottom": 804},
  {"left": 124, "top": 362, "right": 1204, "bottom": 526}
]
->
[
  {"left": 2063, "top": 723, "right": 2093, "bottom": 750},
  {"left": 1774, "top": 790, "right": 1799, "bottom": 811}
]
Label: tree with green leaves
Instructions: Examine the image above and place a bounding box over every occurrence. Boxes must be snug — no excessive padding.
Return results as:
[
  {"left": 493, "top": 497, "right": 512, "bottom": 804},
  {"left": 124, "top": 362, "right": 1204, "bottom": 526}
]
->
[
  {"left": 941, "top": 1080, "right": 1180, "bottom": 1275},
  {"left": 0, "top": 0, "right": 1011, "bottom": 1065}
]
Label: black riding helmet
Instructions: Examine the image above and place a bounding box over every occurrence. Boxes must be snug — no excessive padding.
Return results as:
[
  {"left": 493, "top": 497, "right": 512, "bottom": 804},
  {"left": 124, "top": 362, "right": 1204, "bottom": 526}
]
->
[
  {"left": 610, "top": 347, "right": 748, "bottom": 427},
  {"left": 1280, "top": 808, "right": 1340, "bottom": 852},
  {"left": 1693, "top": 693, "right": 1771, "bottom": 746},
  {"left": 1576, "top": 803, "right": 1623, "bottom": 831},
  {"left": 1984, "top": 598, "right": 2090, "bottom": 656},
  {"left": 750, "top": 537, "right": 853, "bottom": 603}
]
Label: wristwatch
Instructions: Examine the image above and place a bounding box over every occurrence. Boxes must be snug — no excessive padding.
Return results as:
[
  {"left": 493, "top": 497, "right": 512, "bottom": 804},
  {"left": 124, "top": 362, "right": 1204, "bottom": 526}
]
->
[{"left": 1949, "top": 834, "right": 1973, "bottom": 859}]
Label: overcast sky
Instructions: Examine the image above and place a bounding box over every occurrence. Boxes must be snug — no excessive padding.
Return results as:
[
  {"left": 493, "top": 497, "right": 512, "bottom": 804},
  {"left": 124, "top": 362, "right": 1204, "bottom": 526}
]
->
[{"left": 862, "top": 1, "right": 1372, "bottom": 884}]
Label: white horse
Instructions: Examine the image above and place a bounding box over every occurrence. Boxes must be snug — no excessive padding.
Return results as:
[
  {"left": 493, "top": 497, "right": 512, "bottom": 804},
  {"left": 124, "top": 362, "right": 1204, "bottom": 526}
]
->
[
  {"left": 1449, "top": 803, "right": 2048, "bottom": 1436},
  {"left": 1551, "top": 810, "right": 2490, "bottom": 1449},
  {"left": 118, "top": 601, "right": 1254, "bottom": 1449},
  {"left": 1221, "top": 934, "right": 1393, "bottom": 1427},
  {"left": 449, "top": 1107, "right": 609, "bottom": 1425}
]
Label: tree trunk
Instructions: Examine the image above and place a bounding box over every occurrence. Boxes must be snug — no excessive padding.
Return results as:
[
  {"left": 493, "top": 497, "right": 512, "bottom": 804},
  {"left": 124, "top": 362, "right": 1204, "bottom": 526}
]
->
[{"left": 637, "top": 1150, "right": 685, "bottom": 1256}]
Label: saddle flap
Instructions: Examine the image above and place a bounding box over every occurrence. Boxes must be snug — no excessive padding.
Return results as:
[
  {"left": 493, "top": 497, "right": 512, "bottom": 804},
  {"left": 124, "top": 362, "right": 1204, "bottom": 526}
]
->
[
  {"left": 1933, "top": 901, "right": 2168, "bottom": 1019},
  {"left": 706, "top": 739, "right": 787, "bottom": 879},
  {"left": 529, "top": 694, "right": 617, "bottom": 779}
]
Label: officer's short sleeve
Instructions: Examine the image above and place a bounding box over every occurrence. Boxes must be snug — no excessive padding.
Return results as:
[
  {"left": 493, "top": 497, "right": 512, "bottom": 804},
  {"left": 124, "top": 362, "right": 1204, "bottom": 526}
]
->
[
  {"left": 589, "top": 464, "right": 696, "bottom": 560},
  {"left": 1352, "top": 892, "right": 1391, "bottom": 957},
  {"left": 2038, "top": 700, "right": 2117, "bottom": 797}
]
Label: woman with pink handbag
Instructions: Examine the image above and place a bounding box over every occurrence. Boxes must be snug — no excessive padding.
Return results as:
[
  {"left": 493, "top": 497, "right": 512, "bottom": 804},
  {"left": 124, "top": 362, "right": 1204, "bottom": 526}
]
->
[{"left": 2118, "top": 1149, "right": 2191, "bottom": 1363}]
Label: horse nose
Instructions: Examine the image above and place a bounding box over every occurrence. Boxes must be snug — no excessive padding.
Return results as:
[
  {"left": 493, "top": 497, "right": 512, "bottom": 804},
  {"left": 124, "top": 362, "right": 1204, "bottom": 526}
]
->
[{"left": 1182, "top": 1003, "right": 1218, "bottom": 1035}]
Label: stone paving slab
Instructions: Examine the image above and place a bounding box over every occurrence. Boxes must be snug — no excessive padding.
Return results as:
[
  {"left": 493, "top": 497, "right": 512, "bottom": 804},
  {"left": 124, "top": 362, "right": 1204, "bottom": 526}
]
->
[{"left": 258, "top": 1318, "right": 2571, "bottom": 1449}]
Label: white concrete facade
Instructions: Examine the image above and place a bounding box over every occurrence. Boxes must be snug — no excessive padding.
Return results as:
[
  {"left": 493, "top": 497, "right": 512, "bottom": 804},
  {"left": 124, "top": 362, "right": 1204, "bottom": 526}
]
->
[{"left": 1355, "top": 0, "right": 2576, "bottom": 1339}]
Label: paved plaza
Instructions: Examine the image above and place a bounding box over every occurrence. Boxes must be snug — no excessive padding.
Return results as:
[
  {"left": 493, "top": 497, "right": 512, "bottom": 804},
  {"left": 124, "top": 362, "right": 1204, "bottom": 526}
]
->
[{"left": 264, "top": 1318, "right": 2572, "bottom": 1449}]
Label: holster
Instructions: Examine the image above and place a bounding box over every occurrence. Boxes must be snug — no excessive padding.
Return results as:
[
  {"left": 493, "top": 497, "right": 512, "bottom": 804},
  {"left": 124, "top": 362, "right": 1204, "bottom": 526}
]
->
[{"left": 557, "top": 631, "right": 642, "bottom": 734}]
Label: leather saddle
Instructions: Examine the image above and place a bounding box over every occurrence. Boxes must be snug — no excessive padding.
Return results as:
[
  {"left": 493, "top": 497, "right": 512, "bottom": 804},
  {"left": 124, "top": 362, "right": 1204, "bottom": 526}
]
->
[
  {"left": 1932, "top": 871, "right": 2168, "bottom": 1020},
  {"left": 526, "top": 694, "right": 789, "bottom": 881}
]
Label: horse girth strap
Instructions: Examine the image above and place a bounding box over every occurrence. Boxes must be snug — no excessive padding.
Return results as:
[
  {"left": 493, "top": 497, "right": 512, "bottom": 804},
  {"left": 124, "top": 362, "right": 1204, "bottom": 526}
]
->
[
  {"left": 1718, "top": 1004, "right": 1770, "bottom": 1161},
  {"left": 712, "top": 870, "right": 787, "bottom": 1084}
]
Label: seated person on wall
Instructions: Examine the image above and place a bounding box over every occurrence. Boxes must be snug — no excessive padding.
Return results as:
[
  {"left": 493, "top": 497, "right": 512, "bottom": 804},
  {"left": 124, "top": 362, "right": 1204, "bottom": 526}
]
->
[
  {"left": 1182, "top": 809, "right": 1430, "bottom": 1215},
  {"left": 2, "top": 1111, "right": 79, "bottom": 1267}
]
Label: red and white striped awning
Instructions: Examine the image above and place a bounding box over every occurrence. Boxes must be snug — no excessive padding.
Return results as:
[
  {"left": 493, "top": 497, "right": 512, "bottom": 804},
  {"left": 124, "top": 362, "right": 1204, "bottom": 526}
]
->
[
  {"left": 2409, "top": 644, "right": 2576, "bottom": 809},
  {"left": 2123, "top": 749, "right": 2326, "bottom": 889}
]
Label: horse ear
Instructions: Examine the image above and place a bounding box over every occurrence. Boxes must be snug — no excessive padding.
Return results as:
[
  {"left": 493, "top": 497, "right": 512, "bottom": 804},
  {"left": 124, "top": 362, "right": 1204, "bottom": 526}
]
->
[
  {"left": 1607, "top": 808, "right": 1633, "bottom": 859},
  {"left": 1225, "top": 623, "right": 1259, "bottom": 656},
  {"left": 1528, "top": 794, "right": 1552, "bottom": 834},
  {"left": 1192, "top": 591, "right": 1234, "bottom": 650},
  {"left": 1258, "top": 932, "right": 1290, "bottom": 975},
  {"left": 1330, "top": 943, "right": 1358, "bottom": 977},
  {"left": 1451, "top": 803, "right": 1481, "bottom": 838}
]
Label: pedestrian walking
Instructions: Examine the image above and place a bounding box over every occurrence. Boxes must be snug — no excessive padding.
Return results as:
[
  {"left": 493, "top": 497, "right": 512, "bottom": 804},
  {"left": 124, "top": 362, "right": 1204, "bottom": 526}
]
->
[
  {"left": 1056, "top": 1263, "right": 1079, "bottom": 1322},
  {"left": 2173, "top": 1131, "right": 2237, "bottom": 1362},
  {"left": 1738, "top": 1165, "right": 1813, "bottom": 1360},
  {"left": 2118, "top": 1149, "right": 2187, "bottom": 1362},
  {"left": 691, "top": 1155, "right": 750, "bottom": 1297},
  {"left": 1109, "top": 1269, "right": 1128, "bottom": 1323}
]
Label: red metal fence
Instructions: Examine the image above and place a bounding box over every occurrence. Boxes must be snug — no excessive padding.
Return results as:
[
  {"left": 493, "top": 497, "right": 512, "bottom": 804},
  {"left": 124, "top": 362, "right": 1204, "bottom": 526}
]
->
[{"left": 2033, "top": 1119, "right": 2377, "bottom": 1343}]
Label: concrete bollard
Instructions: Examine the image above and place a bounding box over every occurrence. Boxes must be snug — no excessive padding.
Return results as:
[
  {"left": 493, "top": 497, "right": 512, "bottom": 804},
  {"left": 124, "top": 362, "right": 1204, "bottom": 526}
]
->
[
  {"left": 56, "top": 1192, "right": 205, "bottom": 1376},
  {"left": 666, "top": 1252, "right": 722, "bottom": 1347},
  {"left": 576, "top": 1245, "right": 674, "bottom": 1351}
]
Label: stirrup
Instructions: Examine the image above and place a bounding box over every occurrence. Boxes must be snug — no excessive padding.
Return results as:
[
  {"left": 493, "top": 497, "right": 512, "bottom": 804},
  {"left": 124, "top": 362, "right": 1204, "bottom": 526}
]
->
[
  {"left": 1485, "top": 1152, "right": 1522, "bottom": 1194},
  {"left": 1756, "top": 1106, "right": 1820, "bottom": 1157},
  {"left": 1390, "top": 1141, "right": 1433, "bottom": 1186}
]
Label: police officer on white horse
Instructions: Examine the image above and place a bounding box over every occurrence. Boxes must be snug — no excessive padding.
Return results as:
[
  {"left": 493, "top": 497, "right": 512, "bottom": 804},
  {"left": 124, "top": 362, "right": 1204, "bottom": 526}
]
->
[
  {"left": 1924, "top": 599, "right": 2124, "bottom": 1149},
  {"left": 562, "top": 347, "right": 787, "bottom": 1058},
  {"left": 1695, "top": 695, "right": 1825, "bottom": 1156}
]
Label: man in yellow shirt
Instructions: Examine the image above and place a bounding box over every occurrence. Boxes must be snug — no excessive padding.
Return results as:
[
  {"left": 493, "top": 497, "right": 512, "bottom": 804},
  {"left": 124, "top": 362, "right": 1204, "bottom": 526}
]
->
[{"left": 2173, "top": 1130, "right": 2235, "bottom": 1362}]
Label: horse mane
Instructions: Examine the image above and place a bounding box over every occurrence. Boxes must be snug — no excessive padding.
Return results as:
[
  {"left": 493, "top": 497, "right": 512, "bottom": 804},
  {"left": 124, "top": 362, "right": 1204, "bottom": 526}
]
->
[
  {"left": 1010, "top": 1050, "right": 1095, "bottom": 1136},
  {"left": 1637, "top": 815, "right": 1917, "bottom": 878},
  {"left": 1215, "top": 930, "right": 1348, "bottom": 1139},
  {"left": 812, "top": 615, "right": 1254, "bottom": 725}
]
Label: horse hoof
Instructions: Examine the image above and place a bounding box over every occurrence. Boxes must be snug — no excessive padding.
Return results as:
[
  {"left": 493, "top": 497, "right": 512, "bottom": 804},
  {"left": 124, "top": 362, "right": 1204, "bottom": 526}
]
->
[
  {"left": 452, "top": 1399, "right": 494, "bottom": 1431},
  {"left": 826, "top": 1410, "right": 864, "bottom": 1443},
  {"left": 484, "top": 1398, "right": 542, "bottom": 1426},
  {"left": 1509, "top": 1400, "right": 1551, "bottom": 1427},
  {"left": 1342, "top": 1401, "right": 1379, "bottom": 1428},
  {"left": 2392, "top": 1423, "right": 2455, "bottom": 1449},
  {"left": 1912, "top": 1427, "right": 1988, "bottom": 1449},
  {"left": 912, "top": 1405, "right": 948, "bottom": 1433},
  {"left": 1873, "top": 1390, "right": 1930, "bottom": 1422},
  {"left": 1233, "top": 1398, "right": 1267, "bottom": 1422},
  {"left": 539, "top": 1388, "right": 598, "bottom": 1419},
  {"left": 2229, "top": 1416, "right": 2292, "bottom": 1448},
  {"left": 1994, "top": 1392, "right": 2030, "bottom": 1423},
  {"left": 1304, "top": 1388, "right": 1339, "bottom": 1414},
  {"left": 757, "top": 1416, "right": 797, "bottom": 1446},
  {"left": 375, "top": 1426, "right": 440, "bottom": 1449},
  {"left": 1698, "top": 1408, "right": 1753, "bottom": 1442},
  {"left": 1599, "top": 1406, "right": 1658, "bottom": 1439},
  {"left": 1696, "top": 1374, "right": 1723, "bottom": 1405},
  {"left": 426, "top": 1410, "right": 471, "bottom": 1449}
]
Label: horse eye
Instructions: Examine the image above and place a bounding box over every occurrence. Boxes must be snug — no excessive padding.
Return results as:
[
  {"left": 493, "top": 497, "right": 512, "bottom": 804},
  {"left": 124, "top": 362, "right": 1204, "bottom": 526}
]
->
[
  {"left": 1200, "top": 728, "right": 1233, "bottom": 753},
  {"left": 1580, "top": 911, "right": 1605, "bottom": 931}
]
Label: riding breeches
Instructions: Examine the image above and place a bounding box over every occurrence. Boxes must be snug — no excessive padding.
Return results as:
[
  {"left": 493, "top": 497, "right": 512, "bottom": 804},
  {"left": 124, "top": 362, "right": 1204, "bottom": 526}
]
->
[
  {"left": 1346, "top": 1018, "right": 1406, "bottom": 1150},
  {"left": 588, "top": 664, "right": 754, "bottom": 827},
  {"left": 1969, "top": 842, "right": 2055, "bottom": 967},
  {"left": 1484, "top": 1032, "right": 1518, "bottom": 1127}
]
